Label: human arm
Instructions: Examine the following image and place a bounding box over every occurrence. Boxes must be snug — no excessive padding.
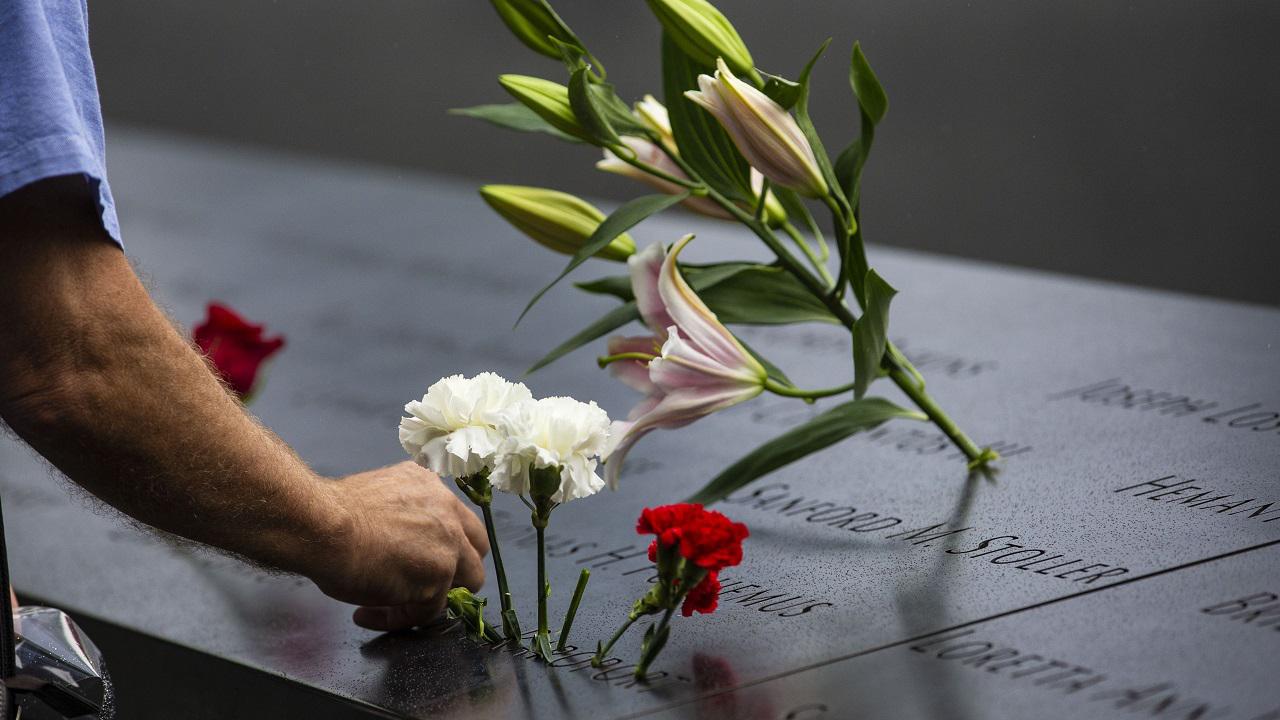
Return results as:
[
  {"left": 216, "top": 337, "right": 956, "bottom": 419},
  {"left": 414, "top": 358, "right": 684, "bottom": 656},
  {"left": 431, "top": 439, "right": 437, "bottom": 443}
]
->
[{"left": 0, "top": 177, "right": 486, "bottom": 630}]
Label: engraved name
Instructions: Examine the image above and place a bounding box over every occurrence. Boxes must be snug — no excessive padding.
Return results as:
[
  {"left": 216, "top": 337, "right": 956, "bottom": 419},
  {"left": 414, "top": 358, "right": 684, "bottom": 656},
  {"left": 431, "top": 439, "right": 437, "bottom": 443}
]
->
[
  {"left": 1116, "top": 475, "right": 1280, "bottom": 524},
  {"left": 726, "top": 485, "right": 1129, "bottom": 585},
  {"left": 910, "top": 629, "right": 1233, "bottom": 719},
  {"left": 1049, "top": 378, "right": 1280, "bottom": 436},
  {"left": 1201, "top": 592, "right": 1280, "bottom": 633}
]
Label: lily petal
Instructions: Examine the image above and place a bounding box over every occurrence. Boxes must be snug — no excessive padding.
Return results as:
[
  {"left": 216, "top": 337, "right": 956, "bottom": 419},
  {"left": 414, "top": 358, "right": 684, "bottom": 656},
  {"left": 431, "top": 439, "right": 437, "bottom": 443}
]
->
[
  {"left": 658, "top": 235, "right": 766, "bottom": 379},
  {"left": 629, "top": 242, "right": 676, "bottom": 335}
]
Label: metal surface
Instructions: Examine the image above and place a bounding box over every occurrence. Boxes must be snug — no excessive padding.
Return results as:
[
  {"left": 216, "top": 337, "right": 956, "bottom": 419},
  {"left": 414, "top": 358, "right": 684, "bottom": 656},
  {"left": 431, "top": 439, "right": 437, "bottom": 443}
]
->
[{"left": 0, "top": 129, "right": 1277, "bottom": 719}]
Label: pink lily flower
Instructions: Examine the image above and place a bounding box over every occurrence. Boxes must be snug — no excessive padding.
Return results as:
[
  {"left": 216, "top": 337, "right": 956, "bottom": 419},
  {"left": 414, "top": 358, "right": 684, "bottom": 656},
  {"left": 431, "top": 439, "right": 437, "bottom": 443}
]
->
[
  {"left": 597, "top": 137, "right": 733, "bottom": 220},
  {"left": 684, "top": 58, "right": 828, "bottom": 198},
  {"left": 601, "top": 235, "right": 767, "bottom": 487}
]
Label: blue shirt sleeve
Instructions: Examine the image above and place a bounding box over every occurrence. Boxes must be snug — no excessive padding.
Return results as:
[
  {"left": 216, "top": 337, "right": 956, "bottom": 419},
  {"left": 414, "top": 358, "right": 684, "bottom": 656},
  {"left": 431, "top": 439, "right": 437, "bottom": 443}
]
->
[{"left": 0, "top": 0, "right": 120, "bottom": 246}]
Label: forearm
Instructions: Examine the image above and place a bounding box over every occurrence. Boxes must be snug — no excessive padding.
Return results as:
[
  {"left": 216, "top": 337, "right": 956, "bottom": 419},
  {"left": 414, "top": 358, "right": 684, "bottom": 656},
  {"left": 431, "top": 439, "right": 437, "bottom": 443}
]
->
[{"left": 0, "top": 179, "right": 344, "bottom": 577}]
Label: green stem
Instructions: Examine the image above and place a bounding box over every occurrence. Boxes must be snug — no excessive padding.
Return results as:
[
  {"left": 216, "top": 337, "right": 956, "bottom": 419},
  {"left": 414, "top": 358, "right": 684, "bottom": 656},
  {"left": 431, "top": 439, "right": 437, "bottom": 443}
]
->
[
  {"left": 593, "top": 614, "right": 638, "bottom": 667},
  {"left": 763, "top": 377, "right": 855, "bottom": 400},
  {"left": 782, "top": 222, "right": 834, "bottom": 288},
  {"left": 479, "top": 503, "right": 520, "bottom": 642},
  {"left": 634, "top": 606, "right": 677, "bottom": 680},
  {"left": 658, "top": 144, "right": 991, "bottom": 468},
  {"left": 597, "top": 351, "right": 656, "bottom": 368},
  {"left": 612, "top": 147, "right": 704, "bottom": 190},
  {"left": 557, "top": 569, "right": 591, "bottom": 651},
  {"left": 535, "top": 525, "right": 550, "bottom": 657},
  {"left": 889, "top": 365, "right": 987, "bottom": 464}
]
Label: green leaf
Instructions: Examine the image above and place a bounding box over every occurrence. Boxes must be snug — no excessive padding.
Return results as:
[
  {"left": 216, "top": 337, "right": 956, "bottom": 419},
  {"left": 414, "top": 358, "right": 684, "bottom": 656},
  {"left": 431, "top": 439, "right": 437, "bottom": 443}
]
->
[
  {"left": 568, "top": 66, "right": 621, "bottom": 145},
  {"left": 741, "top": 339, "right": 794, "bottom": 388},
  {"left": 661, "top": 33, "right": 752, "bottom": 202},
  {"left": 637, "top": 621, "right": 670, "bottom": 668},
  {"left": 449, "top": 103, "right": 582, "bottom": 143},
  {"left": 849, "top": 42, "right": 888, "bottom": 125},
  {"left": 761, "top": 73, "right": 802, "bottom": 110},
  {"left": 698, "top": 265, "right": 840, "bottom": 325},
  {"left": 685, "top": 397, "right": 924, "bottom": 504},
  {"left": 833, "top": 140, "right": 862, "bottom": 204},
  {"left": 851, "top": 269, "right": 896, "bottom": 399},
  {"left": 836, "top": 44, "right": 890, "bottom": 206},
  {"left": 501, "top": 606, "right": 523, "bottom": 639},
  {"left": 681, "top": 261, "right": 756, "bottom": 289},
  {"left": 567, "top": 68, "right": 647, "bottom": 145},
  {"left": 792, "top": 39, "right": 843, "bottom": 203},
  {"left": 536, "top": 632, "right": 555, "bottom": 660},
  {"left": 575, "top": 274, "right": 634, "bottom": 301},
  {"left": 525, "top": 301, "right": 640, "bottom": 375},
  {"left": 517, "top": 193, "right": 688, "bottom": 325}
]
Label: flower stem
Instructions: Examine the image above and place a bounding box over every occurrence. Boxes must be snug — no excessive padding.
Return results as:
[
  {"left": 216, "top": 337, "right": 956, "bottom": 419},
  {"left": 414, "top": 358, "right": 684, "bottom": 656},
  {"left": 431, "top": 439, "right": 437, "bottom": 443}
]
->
[
  {"left": 597, "top": 351, "right": 657, "bottom": 368},
  {"left": 556, "top": 569, "right": 591, "bottom": 652},
  {"left": 534, "top": 524, "right": 553, "bottom": 660},
  {"left": 888, "top": 364, "right": 993, "bottom": 467},
  {"left": 612, "top": 147, "right": 704, "bottom": 190},
  {"left": 782, "top": 221, "right": 835, "bottom": 288},
  {"left": 660, "top": 146, "right": 994, "bottom": 470},
  {"left": 634, "top": 606, "right": 677, "bottom": 680},
  {"left": 593, "top": 614, "right": 638, "bottom": 667},
  {"left": 479, "top": 503, "right": 521, "bottom": 642},
  {"left": 763, "top": 377, "right": 856, "bottom": 400}
]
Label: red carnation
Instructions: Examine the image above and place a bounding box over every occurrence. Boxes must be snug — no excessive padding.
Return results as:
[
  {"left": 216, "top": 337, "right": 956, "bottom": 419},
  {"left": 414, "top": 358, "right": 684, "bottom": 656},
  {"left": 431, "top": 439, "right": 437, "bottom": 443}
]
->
[
  {"left": 637, "top": 503, "right": 704, "bottom": 548},
  {"left": 193, "top": 302, "right": 285, "bottom": 401},
  {"left": 597, "top": 503, "right": 750, "bottom": 680},
  {"left": 675, "top": 511, "right": 749, "bottom": 571},
  {"left": 681, "top": 572, "right": 720, "bottom": 617}
]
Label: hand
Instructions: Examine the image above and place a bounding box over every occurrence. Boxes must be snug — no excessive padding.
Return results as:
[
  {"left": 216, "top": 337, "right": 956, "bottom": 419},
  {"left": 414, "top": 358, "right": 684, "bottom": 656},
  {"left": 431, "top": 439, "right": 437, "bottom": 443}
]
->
[{"left": 310, "top": 462, "right": 489, "bottom": 631}]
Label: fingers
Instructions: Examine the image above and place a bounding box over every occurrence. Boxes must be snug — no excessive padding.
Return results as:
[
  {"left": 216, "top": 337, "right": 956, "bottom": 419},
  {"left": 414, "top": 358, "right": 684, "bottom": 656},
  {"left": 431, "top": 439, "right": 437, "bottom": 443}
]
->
[
  {"left": 353, "top": 594, "right": 449, "bottom": 631},
  {"left": 456, "top": 502, "right": 490, "bottom": 557},
  {"left": 453, "top": 541, "right": 486, "bottom": 592}
]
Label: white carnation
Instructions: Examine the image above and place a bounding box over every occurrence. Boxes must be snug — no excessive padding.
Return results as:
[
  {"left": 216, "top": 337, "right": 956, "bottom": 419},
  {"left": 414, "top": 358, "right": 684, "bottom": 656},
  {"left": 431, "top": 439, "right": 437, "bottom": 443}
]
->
[
  {"left": 399, "top": 372, "right": 533, "bottom": 479},
  {"left": 490, "top": 396, "right": 611, "bottom": 504}
]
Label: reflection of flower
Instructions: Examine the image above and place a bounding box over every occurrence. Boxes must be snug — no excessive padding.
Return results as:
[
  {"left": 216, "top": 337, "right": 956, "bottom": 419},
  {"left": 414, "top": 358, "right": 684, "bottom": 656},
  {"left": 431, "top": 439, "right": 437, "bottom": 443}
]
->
[
  {"left": 685, "top": 59, "right": 828, "bottom": 197},
  {"left": 490, "top": 396, "right": 611, "bottom": 504},
  {"left": 193, "top": 302, "right": 285, "bottom": 401},
  {"left": 399, "top": 373, "right": 533, "bottom": 479},
  {"left": 602, "top": 237, "right": 767, "bottom": 486}
]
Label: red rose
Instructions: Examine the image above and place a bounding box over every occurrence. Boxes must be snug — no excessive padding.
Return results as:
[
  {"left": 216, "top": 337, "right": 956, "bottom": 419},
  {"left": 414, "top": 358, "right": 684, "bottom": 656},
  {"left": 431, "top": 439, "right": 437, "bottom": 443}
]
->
[
  {"left": 681, "top": 572, "right": 720, "bottom": 617},
  {"left": 193, "top": 302, "right": 285, "bottom": 400}
]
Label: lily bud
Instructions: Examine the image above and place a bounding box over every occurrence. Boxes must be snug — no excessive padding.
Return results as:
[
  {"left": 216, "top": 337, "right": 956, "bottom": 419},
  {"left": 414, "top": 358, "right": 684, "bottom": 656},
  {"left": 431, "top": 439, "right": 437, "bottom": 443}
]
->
[
  {"left": 685, "top": 59, "right": 828, "bottom": 198},
  {"left": 597, "top": 137, "right": 788, "bottom": 226},
  {"left": 489, "top": 0, "right": 582, "bottom": 61},
  {"left": 480, "top": 185, "right": 635, "bottom": 261},
  {"left": 498, "top": 75, "right": 592, "bottom": 143},
  {"left": 644, "top": 0, "right": 756, "bottom": 81},
  {"left": 633, "top": 94, "right": 675, "bottom": 150}
]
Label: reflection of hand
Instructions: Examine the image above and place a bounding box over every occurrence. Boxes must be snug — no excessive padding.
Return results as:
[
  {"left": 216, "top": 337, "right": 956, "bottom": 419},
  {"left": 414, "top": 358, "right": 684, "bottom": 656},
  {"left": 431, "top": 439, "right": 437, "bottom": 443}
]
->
[{"left": 308, "top": 462, "right": 489, "bottom": 631}]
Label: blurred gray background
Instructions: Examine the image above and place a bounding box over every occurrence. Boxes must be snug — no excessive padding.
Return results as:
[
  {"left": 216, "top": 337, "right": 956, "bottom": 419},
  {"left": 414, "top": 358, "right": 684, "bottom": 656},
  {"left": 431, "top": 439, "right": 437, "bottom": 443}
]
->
[{"left": 88, "top": 1, "right": 1279, "bottom": 306}]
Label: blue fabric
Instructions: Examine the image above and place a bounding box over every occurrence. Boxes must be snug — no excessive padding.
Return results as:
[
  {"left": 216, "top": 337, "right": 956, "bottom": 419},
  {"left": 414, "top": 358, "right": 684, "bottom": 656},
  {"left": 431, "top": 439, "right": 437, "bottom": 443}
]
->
[{"left": 0, "top": 0, "right": 120, "bottom": 245}]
